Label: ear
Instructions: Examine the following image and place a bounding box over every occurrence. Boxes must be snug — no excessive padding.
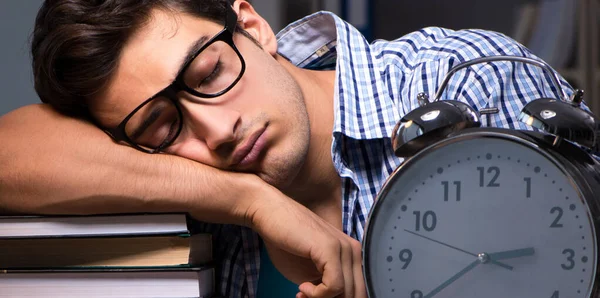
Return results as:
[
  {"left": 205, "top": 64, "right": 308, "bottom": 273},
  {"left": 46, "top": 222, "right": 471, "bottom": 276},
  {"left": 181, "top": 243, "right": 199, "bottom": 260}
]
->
[{"left": 231, "top": 0, "right": 278, "bottom": 56}]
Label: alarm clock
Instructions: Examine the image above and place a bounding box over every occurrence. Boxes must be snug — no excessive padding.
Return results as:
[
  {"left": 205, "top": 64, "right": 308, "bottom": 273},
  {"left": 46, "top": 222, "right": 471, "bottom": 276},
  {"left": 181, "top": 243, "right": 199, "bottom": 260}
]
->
[{"left": 363, "top": 56, "right": 600, "bottom": 298}]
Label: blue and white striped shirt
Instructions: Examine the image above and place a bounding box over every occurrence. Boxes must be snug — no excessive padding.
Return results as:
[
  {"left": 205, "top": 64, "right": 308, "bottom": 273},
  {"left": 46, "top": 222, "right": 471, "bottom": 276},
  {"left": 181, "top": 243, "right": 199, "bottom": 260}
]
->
[{"left": 208, "top": 11, "right": 573, "bottom": 298}]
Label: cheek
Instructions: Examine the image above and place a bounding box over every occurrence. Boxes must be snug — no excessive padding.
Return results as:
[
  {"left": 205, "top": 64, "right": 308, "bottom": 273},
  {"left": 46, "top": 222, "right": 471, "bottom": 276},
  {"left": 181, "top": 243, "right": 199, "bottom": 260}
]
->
[
  {"left": 236, "top": 43, "right": 286, "bottom": 99},
  {"left": 240, "top": 56, "right": 297, "bottom": 107},
  {"left": 232, "top": 68, "right": 280, "bottom": 110}
]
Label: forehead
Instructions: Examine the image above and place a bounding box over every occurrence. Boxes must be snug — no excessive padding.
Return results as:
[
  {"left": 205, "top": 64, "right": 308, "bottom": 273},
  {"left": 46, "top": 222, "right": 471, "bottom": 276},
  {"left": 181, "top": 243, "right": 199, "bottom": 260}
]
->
[{"left": 90, "top": 8, "right": 222, "bottom": 127}]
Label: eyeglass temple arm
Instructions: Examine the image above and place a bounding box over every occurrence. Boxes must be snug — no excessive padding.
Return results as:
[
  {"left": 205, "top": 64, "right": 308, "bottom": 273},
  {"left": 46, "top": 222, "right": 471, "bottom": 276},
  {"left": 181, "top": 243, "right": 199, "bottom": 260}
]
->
[{"left": 226, "top": 1, "right": 238, "bottom": 33}]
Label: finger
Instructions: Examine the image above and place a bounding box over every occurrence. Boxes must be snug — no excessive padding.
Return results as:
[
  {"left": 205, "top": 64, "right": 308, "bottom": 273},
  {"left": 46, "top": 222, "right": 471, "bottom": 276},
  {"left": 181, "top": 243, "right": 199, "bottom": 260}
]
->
[
  {"left": 300, "top": 279, "right": 341, "bottom": 298},
  {"left": 299, "top": 250, "right": 344, "bottom": 298},
  {"left": 351, "top": 240, "right": 368, "bottom": 298},
  {"left": 339, "top": 239, "right": 354, "bottom": 298}
]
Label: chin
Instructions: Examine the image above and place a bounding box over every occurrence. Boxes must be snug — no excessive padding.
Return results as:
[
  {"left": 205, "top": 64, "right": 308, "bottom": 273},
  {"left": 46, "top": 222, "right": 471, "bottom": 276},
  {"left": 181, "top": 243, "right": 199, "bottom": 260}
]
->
[
  {"left": 258, "top": 145, "right": 308, "bottom": 191},
  {"left": 258, "top": 164, "right": 301, "bottom": 190}
]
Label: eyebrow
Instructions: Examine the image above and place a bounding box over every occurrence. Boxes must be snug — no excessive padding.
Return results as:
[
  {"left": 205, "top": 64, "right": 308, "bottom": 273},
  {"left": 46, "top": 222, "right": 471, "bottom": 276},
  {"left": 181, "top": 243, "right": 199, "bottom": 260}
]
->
[
  {"left": 129, "top": 107, "right": 163, "bottom": 141},
  {"left": 175, "top": 35, "right": 211, "bottom": 78}
]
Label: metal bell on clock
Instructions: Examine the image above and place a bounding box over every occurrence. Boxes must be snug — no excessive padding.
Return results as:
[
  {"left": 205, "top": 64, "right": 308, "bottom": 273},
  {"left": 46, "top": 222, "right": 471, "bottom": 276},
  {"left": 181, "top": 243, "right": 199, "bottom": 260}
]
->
[
  {"left": 518, "top": 89, "right": 600, "bottom": 152},
  {"left": 392, "top": 92, "right": 480, "bottom": 158}
]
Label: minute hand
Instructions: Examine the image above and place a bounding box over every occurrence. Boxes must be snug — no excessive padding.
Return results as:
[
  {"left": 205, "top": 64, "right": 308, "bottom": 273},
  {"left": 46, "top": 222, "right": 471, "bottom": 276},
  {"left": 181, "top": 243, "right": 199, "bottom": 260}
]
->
[
  {"left": 424, "top": 259, "right": 480, "bottom": 298},
  {"left": 403, "top": 229, "right": 513, "bottom": 270}
]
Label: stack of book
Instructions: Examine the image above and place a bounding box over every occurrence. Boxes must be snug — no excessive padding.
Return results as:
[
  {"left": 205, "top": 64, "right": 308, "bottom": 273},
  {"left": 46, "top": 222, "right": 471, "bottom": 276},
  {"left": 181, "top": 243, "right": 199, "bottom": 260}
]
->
[{"left": 0, "top": 213, "right": 215, "bottom": 297}]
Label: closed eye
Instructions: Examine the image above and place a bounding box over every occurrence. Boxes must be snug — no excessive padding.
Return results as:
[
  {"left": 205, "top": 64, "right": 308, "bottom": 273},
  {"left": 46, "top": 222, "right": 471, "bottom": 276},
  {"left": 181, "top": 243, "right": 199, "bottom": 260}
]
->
[
  {"left": 199, "top": 60, "right": 222, "bottom": 87},
  {"left": 130, "top": 107, "right": 162, "bottom": 141},
  {"left": 156, "top": 118, "right": 181, "bottom": 151}
]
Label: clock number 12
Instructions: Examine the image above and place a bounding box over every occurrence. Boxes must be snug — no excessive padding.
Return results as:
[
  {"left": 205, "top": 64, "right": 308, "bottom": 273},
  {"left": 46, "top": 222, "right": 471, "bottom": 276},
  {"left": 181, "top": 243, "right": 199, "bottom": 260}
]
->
[{"left": 477, "top": 166, "right": 500, "bottom": 187}]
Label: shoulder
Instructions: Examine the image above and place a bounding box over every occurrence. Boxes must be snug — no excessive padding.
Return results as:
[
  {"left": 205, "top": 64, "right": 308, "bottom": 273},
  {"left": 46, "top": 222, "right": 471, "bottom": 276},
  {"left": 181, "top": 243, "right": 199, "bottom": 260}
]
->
[{"left": 371, "top": 27, "right": 532, "bottom": 70}]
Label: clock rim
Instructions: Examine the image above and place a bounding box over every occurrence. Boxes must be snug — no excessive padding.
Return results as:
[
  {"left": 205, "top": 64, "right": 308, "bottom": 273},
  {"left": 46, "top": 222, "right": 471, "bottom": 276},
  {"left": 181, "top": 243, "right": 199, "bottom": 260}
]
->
[{"left": 362, "top": 128, "right": 600, "bottom": 297}]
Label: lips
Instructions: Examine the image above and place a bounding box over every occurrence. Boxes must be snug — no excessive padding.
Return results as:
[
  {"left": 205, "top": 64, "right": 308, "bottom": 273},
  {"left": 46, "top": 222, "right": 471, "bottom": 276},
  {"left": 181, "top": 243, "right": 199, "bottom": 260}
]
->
[{"left": 230, "top": 126, "right": 267, "bottom": 168}]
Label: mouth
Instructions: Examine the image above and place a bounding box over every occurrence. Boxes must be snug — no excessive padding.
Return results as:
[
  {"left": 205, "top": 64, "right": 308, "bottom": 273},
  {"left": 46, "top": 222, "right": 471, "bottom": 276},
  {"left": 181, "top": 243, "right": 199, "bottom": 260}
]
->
[{"left": 230, "top": 125, "right": 267, "bottom": 168}]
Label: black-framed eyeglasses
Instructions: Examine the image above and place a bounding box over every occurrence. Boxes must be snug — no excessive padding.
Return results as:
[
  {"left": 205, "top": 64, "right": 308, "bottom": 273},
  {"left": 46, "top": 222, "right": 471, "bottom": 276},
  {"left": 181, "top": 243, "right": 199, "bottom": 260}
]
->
[{"left": 105, "top": 4, "right": 245, "bottom": 153}]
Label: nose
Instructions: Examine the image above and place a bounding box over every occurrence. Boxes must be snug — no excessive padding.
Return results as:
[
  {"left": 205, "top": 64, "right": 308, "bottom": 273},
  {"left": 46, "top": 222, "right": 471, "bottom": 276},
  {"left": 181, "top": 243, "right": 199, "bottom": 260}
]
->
[{"left": 180, "top": 101, "right": 241, "bottom": 151}]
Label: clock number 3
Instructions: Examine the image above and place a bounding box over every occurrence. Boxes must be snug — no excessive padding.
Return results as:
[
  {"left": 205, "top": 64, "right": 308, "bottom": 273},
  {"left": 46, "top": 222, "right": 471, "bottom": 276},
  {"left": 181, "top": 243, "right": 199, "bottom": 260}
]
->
[
  {"left": 477, "top": 166, "right": 500, "bottom": 187},
  {"left": 561, "top": 249, "right": 575, "bottom": 270}
]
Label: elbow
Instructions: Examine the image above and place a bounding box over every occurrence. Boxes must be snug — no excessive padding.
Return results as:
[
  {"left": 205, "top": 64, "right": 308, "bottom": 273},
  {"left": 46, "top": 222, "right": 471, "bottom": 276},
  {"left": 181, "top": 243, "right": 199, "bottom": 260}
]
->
[{"left": 0, "top": 104, "right": 53, "bottom": 211}]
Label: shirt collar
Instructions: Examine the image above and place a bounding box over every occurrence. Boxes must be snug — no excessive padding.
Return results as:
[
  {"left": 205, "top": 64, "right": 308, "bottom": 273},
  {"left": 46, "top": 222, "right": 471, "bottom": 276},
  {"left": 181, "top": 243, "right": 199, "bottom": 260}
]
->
[
  {"left": 276, "top": 11, "right": 338, "bottom": 68},
  {"left": 276, "top": 12, "right": 400, "bottom": 140}
]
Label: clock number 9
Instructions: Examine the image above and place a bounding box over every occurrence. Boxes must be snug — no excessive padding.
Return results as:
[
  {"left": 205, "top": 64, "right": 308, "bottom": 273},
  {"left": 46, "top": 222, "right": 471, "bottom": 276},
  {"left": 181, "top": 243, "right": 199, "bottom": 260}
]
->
[{"left": 399, "top": 249, "right": 413, "bottom": 269}]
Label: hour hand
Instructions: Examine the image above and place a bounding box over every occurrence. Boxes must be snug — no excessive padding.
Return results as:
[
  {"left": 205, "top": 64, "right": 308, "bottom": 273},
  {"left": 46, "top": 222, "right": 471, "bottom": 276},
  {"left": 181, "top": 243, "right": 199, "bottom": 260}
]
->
[{"left": 489, "top": 247, "right": 535, "bottom": 261}]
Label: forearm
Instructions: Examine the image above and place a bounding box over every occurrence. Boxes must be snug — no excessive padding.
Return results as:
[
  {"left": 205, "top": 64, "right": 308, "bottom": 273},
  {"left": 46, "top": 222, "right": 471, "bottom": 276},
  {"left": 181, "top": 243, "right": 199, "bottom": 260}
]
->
[{"left": 0, "top": 104, "right": 259, "bottom": 225}]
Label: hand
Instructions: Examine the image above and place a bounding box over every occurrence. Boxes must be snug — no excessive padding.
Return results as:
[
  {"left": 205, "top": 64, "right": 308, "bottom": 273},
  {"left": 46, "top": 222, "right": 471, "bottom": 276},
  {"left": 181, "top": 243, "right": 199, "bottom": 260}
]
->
[{"left": 244, "top": 184, "right": 366, "bottom": 298}]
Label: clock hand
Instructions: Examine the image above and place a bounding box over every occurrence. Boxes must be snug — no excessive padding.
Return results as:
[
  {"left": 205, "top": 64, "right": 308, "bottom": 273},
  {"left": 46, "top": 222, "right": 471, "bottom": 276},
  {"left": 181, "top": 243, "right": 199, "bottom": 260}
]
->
[
  {"left": 489, "top": 247, "right": 535, "bottom": 260},
  {"left": 424, "top": 259, "right": 480, "bottom": 298},
  {"left": 403, "top": 229, "right": 476, "bottom": 256},
  {"left": 403, "top": 229, "right": 513, "bottom": 270}
]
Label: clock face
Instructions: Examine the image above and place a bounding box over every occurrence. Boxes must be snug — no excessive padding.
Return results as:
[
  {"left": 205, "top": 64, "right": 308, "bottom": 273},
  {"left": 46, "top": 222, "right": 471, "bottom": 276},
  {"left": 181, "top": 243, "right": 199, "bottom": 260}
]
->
[{"left": 364, "top": 134, "right": 597, "bottom": 298}]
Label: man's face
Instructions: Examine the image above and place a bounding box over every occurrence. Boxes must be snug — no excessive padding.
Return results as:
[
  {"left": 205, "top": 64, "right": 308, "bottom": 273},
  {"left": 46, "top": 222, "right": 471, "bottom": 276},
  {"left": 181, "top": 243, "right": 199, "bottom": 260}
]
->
[{"left": 91, "top": 8, "right": 310, "bottom": 189}]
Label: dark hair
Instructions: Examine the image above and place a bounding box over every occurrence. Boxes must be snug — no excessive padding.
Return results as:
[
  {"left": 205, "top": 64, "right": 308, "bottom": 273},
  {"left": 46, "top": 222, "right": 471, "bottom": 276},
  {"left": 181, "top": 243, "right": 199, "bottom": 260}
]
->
[{"left": 31, "top": 0, "right": 232, "bottom": 118}]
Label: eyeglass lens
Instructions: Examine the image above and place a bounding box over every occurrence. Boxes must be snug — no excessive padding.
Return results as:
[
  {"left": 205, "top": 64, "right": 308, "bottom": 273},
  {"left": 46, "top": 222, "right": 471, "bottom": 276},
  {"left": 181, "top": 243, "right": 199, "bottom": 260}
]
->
[{"left": 124, "top": 39, "right": 243, "bottom": 151}]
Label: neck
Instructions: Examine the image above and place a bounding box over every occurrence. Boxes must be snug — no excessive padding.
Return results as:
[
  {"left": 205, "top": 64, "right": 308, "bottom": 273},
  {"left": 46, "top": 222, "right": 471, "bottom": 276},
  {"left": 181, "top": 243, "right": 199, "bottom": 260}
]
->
[{"left": 276, "top": 55, "right": 342, "bottom": 229}]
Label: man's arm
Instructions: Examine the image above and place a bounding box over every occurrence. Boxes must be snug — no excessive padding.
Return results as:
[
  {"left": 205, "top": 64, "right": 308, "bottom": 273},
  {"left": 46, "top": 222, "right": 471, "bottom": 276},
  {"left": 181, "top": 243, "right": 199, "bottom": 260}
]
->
[
  {"left": 0, "top": 104, "right": 251, "bottom": 224},
  {"left": 0, "top": 104, "right": 365, "bottom": 298}
]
